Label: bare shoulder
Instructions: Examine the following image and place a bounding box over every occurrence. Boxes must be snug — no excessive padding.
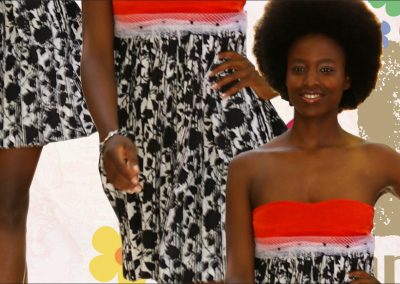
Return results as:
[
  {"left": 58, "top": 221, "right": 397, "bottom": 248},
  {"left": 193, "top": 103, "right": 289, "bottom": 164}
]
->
[
  {"left": 361, "top": 142, "right": 400, "bottom": 196},
  {"left": 229, "top": 134, "right": 290, "bottom": 177},
  {"left": 359, "top": 141, "right": 400, "bottom": 161},
  {"left": 232, "top": 134, "right": 288, "bottom": 163},
  {"left": 358, "top": 141, "right": 400, "bottom": 187}
]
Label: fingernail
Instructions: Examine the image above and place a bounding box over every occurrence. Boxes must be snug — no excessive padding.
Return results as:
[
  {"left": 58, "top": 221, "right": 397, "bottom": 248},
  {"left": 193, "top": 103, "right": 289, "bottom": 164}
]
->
[
  {"left": 133, "top": 165, "right": 139, "bottom": 172},
  {"left": 131, "top": 177, "right": 139, "bottom": 184},
  {"left": 221, "top": 93, "right": 228, "bottom": 99},
  {"left": 211, "top": 83, "right": 219, "bottom": 90},
  {"left": 133, "top": 185, "right": 142, "bottom": 192}
]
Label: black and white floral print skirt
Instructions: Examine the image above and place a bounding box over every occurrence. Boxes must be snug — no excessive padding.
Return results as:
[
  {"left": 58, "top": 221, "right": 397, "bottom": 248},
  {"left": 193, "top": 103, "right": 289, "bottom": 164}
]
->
[
  {"left": 0, "top": 0, "right": 95, "bottom": 148},
  {"left": 255, "top": 236, "right": 375, "bottom": 283},
  {"left": 100, "top": 13, "right": 287, "bottom": 283}
]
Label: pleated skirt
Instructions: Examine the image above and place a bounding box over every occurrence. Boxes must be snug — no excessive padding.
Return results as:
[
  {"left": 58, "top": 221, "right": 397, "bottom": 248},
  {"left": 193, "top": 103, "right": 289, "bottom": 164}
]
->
[
  {"left": 100, "top": 14, "right": 287, "bottom": 283},
  {"left": 0, "top": 0, "right": 95, "bottom": 148}
]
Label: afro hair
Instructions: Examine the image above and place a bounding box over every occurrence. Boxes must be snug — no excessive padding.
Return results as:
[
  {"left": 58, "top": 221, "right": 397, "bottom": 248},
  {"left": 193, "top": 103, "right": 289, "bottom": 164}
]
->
[{"left": 253, "top": 0, "right": 382, "bottom": 110}]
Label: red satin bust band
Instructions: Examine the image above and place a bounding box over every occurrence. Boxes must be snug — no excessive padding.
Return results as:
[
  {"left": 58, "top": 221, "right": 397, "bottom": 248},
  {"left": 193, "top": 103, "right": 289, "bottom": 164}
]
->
[
  {"left": 112, "top": 0, "right": 246, "bottom": 15},
  {"left": 253, "top": 199, "right": 374, "bottom": 238}
]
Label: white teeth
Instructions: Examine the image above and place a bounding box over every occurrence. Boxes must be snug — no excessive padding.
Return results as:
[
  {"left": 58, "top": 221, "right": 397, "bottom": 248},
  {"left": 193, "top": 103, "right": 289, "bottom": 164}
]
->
[{"left": 303, "top": 93, "right": 320, "bottom": 99}]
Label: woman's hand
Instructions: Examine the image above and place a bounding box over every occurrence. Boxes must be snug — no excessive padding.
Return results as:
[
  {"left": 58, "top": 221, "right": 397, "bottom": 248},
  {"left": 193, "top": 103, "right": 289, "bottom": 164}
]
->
[
  {"left": 349, "top": 271, "right": 380, "bottom": 284},
  {"left": 208, "top": 51, "right": 278, "bottom": 100},
  {"left": 102, "top": 135, "right": 142, "bottom": 194}
]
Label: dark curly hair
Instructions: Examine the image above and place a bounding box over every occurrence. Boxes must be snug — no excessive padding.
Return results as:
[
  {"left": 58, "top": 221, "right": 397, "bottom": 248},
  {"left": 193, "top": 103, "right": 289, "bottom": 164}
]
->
[{"left": 253, "top": 0, "right": 382, "bottom": 110}]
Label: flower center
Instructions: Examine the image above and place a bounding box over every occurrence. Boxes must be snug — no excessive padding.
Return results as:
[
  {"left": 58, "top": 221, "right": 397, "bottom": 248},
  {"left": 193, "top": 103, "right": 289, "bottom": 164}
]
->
[{"left": 115, "top": 247, "right": 123, "bottom": 265}]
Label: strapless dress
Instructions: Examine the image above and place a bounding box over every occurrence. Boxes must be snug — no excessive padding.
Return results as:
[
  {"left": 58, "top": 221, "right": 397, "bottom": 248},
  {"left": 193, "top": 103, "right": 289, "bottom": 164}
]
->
[{"left": 253, "top": 199, "right": 375, "bottom": 283}]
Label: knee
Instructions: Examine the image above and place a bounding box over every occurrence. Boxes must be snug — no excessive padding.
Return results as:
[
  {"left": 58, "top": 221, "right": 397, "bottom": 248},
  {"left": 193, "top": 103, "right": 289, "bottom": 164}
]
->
[{"left": 0, "top": 187, "right": 29, "bottom": 230}]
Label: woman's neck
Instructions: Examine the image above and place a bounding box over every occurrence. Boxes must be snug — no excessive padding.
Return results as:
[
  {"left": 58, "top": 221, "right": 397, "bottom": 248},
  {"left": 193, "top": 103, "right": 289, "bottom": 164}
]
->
[{"left": 288, "top": 113, "right": 347, "bottom": 150}]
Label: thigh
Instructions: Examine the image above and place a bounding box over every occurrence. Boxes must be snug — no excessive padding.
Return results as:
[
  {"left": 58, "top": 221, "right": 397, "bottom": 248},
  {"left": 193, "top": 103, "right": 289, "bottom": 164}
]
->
[{"left": 0, "top": 147, "right": 42, "bottom": 196}]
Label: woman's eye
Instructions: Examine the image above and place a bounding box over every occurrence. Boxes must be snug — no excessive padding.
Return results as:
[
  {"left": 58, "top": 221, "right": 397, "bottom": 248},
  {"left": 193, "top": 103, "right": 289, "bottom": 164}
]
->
[
  {"left": 320, "top": 66, "right": 335, "bottom": 73},
  {"left": 291, "top": 66, "right": 305, "bottom": 73}
]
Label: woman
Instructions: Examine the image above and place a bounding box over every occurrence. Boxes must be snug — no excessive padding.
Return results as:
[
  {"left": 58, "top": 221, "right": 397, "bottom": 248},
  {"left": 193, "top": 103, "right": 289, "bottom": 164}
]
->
[
  {"left": 226, "top": 0, "right": 400, "bottom": 283},
  {"left": 81, "top": 0, "right": 286, "bottom": 282},
  {"left": 0, "top": 0, "right": 95, "bottom": 281}
]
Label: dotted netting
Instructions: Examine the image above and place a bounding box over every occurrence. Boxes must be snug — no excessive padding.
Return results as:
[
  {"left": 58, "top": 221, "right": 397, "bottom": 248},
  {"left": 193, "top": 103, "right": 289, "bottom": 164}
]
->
[
  {"left": 255, "top": 235, "right": 375, "bottom": 258},
  {"left": 114, "top": 12, "right": 247, "bottom": 37}
]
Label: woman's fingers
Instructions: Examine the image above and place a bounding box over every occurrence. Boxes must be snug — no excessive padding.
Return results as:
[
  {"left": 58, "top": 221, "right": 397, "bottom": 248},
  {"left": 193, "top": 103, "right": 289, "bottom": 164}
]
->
[
  {"left": 104, "top": 150, "right": 136, "bottom": 191},
  {"left": 124, "top": 144, "right": 142, "bottom": 193},
  {"left": 349, "top": 271, "right": 380, "bottom": 284},
  {"left": 102, "top": 135, "right": 142, "bottom": 193},
  {"left": 208, "top": 58, "right": 248, "bottom": 78},
  {"left": 208, "top": 51, "right": 272, "bottom": 99},
  {"left": 218, "top": 50, "right": 243, "bottom": 60},
  {"left": 209, "top": 62, "right": 255, "bottom": 96},
  {"left": 212, "top": 69, "right": 247, "bottom": 95}
]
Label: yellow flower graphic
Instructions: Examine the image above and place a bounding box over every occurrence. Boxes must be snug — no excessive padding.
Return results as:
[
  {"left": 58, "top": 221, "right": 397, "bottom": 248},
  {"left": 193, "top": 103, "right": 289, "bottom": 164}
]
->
[{"left": 90, "top": 226, "right": 144, "bottom": 283}]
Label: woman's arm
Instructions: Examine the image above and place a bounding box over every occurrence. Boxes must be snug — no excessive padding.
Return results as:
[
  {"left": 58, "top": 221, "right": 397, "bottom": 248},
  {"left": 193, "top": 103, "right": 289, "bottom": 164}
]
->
[
  {"left": 382, "top": 146, "right": 400, "bottom": 198},
  {"left": 81, "top": 0, "right": 117, "bottom": 140},
  {"left": 225, "top": 155, "right": 255, "bottom": 283},
  {"left": 81, "top": 1, "right": 141, "bottom": 193}
]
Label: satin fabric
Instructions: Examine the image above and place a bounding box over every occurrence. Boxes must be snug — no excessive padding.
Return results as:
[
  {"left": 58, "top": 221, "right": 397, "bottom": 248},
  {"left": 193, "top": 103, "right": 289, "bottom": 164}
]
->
[
  {"left": 112, "top": 0, "right": 246, "bottom": 15},
  {"left": 253, "top": 199, "right": 374, "bottom": 238}
]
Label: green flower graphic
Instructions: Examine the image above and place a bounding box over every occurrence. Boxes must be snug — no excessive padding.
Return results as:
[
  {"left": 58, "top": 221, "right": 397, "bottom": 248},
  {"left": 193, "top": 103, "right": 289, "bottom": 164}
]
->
[{"left": 369, "top": 1, "right": 400, "bottom": 17}]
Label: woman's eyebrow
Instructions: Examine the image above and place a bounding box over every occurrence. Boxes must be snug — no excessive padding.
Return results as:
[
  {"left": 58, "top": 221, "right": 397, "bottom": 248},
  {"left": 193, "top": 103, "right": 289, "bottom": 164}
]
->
[{"left": 288, "top": 58, "right": 337, "bottom": 64}]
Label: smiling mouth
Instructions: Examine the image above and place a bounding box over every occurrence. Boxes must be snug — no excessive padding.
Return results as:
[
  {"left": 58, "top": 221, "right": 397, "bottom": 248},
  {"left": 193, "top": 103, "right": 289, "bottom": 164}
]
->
[{"left": 301, "top": 92, "right": 323, "bottom": 103}]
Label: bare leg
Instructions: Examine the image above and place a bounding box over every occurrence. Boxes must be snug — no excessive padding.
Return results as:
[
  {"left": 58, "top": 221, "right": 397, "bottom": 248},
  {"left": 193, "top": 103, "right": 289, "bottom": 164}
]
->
[
  {"left": 0, "top": 147, "right": 42, "bottom": 283},
  {"left": 23, "top": 262, "right": 28, "bottom": 283}
]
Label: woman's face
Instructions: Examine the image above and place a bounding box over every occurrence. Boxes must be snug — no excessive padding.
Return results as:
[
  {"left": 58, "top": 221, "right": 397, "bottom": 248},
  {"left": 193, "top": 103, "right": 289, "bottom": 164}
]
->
[{"left": 286, "top": 34, "right": 350, "bottom": 117}]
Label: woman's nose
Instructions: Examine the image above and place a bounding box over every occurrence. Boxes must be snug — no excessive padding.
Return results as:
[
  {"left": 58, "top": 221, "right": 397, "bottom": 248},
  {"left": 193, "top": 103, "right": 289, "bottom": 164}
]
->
[{"left": 303, "top": 69, "right": 319, "bottom": 87}]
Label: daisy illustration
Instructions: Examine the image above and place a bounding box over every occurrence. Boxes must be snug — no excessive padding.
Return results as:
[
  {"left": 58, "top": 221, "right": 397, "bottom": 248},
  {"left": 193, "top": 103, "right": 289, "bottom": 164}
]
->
[{"left": 90, "top": 226, "right": 143, "bottom": 283}]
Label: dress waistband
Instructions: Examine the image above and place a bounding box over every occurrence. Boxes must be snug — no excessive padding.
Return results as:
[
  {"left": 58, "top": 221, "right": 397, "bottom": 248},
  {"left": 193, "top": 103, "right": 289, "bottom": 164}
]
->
[
  {"left": 255, "top": 235, "right": 375, "bottom": 258},
  {"left": 114, "top": 12, "right": 247, "bottom": 38}
]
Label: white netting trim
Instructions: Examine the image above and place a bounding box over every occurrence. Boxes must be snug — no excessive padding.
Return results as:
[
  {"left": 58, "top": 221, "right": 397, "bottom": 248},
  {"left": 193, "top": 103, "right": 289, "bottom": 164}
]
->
[
  {"left": 114, "top": 12, "right": 247, "bottom": 37},
  {"left": 255, "top": 235, "right": 375, "bottom": 258}
]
